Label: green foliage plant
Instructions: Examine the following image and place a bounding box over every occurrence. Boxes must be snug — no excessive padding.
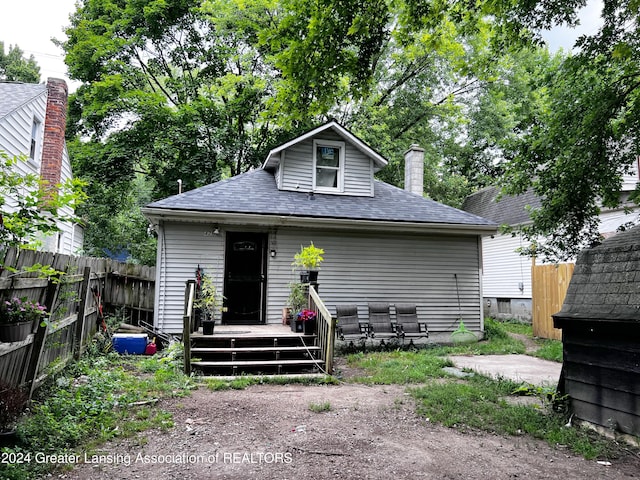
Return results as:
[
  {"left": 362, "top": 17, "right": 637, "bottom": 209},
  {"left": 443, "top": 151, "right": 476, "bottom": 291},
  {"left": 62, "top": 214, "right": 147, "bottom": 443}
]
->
[
  {"left": 195, "top": 272, "right": 223, "bottom": 320},
  {"left": 0, "top": 152, "right": 86, "bottom": 274},
  {"left": 288, "top": 281, "right": 307, "bottom": 313},
  {"left": 292, "top": 242, "right": 324, "bottom": 270}
]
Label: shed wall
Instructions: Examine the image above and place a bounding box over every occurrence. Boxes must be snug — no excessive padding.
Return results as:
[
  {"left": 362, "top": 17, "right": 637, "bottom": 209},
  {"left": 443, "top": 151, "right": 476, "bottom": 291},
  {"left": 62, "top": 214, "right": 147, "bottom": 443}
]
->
[{"left": 562, "top": 325, "right": 640, "bottom": 437}]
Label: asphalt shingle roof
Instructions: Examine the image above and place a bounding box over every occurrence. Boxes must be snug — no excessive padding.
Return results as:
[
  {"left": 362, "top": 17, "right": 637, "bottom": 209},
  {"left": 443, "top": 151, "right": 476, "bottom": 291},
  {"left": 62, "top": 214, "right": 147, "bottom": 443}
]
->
[
  {"left": 554, "top": 224, "right": 640, "bottom": 322},
  {"left": 461, "top": 186, "right": 540, "bottom": 226},
  {"left": 0, "top": 82, "right": 46, "bottom": 119},
  {"left": 146, "top": 169, "right": 495, "bottom": 227}
]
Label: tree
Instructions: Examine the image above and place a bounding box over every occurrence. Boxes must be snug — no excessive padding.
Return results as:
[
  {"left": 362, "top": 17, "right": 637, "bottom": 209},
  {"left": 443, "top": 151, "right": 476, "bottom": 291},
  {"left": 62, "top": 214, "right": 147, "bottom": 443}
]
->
[
  {"left": 61, "top": 0, "right": 287, "bottom": 263},
  {"left": 262, "top": 0, "right": 640, "bottom": 258},
  {"left": 497, "top": 1, "right": 640, "bottom": 260},
  {"left": 0, "top": 42, "right": 40, "bottom": 83}
]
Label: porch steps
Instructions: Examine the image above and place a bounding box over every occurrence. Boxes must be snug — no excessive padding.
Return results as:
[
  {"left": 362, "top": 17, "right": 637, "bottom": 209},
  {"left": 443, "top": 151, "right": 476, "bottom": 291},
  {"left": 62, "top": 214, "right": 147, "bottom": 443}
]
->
[{"left": 189, "top": 332, "right": 325, "bottom": 376}]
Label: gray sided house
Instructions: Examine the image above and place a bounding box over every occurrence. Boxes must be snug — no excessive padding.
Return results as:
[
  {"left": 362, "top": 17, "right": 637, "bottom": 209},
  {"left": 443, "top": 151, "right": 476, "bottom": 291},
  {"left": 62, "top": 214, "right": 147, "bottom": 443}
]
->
[
  {"left": 143, "top": 121, "right": 496, "bottom": 336},
  {"left": 553, "top": 225, "right": 640, "bottom": 438}
]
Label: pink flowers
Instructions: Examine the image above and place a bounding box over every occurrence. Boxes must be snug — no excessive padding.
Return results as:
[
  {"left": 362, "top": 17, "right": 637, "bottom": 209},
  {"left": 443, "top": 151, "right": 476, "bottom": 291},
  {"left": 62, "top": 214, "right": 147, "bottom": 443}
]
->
[
  {"left": 0, "top": 297, "right": 47, "bottom": 324},
  {"left": 296, "top": 309, "right": 317, "bottom": 322}
]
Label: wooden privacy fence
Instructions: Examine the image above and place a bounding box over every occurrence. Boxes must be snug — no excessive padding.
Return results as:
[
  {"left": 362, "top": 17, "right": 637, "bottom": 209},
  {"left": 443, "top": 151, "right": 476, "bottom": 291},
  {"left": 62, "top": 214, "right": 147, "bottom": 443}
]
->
[
  {"left": 0, "top": 247, "right": 156, "bottom": 393},
  {"left": 531, "top": 261, "right": 575, "bottom": 340}
]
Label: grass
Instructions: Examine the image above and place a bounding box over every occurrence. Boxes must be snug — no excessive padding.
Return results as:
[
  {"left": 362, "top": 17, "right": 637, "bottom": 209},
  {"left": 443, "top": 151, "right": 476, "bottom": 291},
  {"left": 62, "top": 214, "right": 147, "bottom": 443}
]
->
[
  {"left": 346, "top": 350, "right": 453, "bottom": 384},
  {"left": 410, "top": 375, "right": 613, "bottom": 459},
  {"left": 531, "top": 339, "right": 563, "bottom": 362},
  {"left": 308, "top": 401, "right": 332, "bottom": 413}
]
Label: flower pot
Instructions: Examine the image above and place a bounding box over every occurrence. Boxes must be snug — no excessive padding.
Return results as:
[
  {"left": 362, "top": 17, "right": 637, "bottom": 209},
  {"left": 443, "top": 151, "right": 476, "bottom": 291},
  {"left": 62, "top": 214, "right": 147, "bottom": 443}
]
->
[
  {"left": 0, "top": 320, "right": 36, "bottom": 343},
  {"left": 291, "top": 319, "right": 304, "bottom": 333},
  {"left": 202, "top": 320, "right": 215, "bottom": 335},
  {"left": 299, "top": 270, "right": 318, "bottom": 283},
  {"left": 0, "top": 429, "right": 18, "bottom": 448},
  {"left": 303, "top": 319, "right": 316, "bottom": 335}
]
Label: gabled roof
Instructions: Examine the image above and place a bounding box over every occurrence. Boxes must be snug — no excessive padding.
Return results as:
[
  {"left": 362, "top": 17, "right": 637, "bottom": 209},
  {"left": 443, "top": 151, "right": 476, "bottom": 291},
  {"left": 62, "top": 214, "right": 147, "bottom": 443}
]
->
[
  {"left": 0, "top": 82, "right": 46, "bottom": 119},
  {"left": 143, "top": 169, "right": 496, "bottom": 232},
  {"left": 554, "top": 224, "right": 640, "bottom": 323},
  {"left": 461, "top": 186, "right": 540, "bottom": 226},
  {"left": 262, "top": 120, "right": 388, "bottom": 172}
]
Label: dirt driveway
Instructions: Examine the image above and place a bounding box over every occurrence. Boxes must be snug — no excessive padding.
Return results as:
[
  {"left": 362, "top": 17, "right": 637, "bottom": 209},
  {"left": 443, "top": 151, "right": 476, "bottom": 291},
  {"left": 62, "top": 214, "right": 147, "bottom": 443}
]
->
[{"left": 58, "top": 377, "right": 639, "bottom": 479}]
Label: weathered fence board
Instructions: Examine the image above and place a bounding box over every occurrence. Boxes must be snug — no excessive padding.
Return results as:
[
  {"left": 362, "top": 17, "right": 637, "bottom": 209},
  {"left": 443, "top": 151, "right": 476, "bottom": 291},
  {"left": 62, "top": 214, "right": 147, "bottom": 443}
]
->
[
  {"left": 0, "top": 247, "right": 156, "bottom": 393},
  {"left": 531, "top": 261, "right": 574, "bottom": 340}
]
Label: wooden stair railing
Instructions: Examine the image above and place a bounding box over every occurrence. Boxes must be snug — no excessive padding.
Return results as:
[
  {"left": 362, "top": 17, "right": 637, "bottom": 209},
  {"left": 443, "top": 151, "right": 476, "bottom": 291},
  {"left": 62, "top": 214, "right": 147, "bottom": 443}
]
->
[{"left": 309, "top": 285, "right": 336, "bottom": 374}]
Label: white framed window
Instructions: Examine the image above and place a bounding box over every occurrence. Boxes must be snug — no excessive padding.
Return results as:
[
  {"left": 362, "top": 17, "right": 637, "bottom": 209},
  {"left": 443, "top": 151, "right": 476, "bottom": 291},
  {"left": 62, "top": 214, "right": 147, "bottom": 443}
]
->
[
  {"left": 313, "top": 139, "right": 345, "bottom": 193},
  {"left": 29, "top": 117, "right": 41, "bottom": 162}
]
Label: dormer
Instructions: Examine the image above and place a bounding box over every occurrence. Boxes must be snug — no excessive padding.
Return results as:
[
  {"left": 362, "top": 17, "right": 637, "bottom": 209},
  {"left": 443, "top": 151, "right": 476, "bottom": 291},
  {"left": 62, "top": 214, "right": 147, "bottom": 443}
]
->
[{"left": 262, "top": 120, "right": 387, "bottom": 197}]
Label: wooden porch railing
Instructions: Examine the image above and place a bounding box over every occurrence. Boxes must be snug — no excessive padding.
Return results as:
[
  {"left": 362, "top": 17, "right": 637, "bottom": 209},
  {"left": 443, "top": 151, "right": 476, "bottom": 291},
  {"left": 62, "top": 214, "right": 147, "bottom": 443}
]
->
[
  {"left": 183, "top": 279, "right": 196, "bottom": 375},
  {"left": 309, "top": 285, "right": 336, "bottom": 374}
]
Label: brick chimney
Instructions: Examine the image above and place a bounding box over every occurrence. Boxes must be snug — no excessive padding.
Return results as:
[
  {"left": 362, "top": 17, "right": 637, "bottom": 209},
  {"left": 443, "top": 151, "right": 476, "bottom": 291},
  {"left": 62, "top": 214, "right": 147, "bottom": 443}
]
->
[
  {"left": 40, "top": 78, "right": 68, "bottom": 191},
  {"left": 404, "top": 144, "right": 424, "bottom": 197}
]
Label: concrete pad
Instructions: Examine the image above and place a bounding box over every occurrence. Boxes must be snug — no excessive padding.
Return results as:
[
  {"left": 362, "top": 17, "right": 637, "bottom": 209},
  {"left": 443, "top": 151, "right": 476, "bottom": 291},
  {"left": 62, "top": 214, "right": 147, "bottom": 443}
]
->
[{"left": 447, "top": 354, "right": 562, "bottom": 387}]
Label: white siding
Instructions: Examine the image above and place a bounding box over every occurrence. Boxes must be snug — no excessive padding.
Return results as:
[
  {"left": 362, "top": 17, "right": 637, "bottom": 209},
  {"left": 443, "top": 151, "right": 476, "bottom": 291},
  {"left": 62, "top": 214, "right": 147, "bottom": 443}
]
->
[
  {"left": 0, "top": 92, "right": 82, "bottom": 255},
  {"left": 155, "top": 223, "right": 484, "bottom": 334},
  {"left": 0, "top": 92, "right": 46, "bottom": 180},
  {"left": 481, "top": 233, "right": 532, "bottom": 299},
  {"left": 279, "top": 130, "right": 374, "bottom": 196}
]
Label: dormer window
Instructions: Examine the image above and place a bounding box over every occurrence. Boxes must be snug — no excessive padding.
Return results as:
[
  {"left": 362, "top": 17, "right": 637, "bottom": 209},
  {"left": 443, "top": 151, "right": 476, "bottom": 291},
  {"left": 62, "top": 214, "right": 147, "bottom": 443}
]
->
[{"left": 313, "top": 139, "right": 344, "bottom": 192}]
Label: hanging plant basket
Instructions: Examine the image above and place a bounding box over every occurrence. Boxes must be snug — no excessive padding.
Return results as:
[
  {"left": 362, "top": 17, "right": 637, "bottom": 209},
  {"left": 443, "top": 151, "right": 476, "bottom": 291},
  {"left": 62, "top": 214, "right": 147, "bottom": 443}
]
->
[{"left": 0, "top": 320, "right": 36, "bottom": 343}]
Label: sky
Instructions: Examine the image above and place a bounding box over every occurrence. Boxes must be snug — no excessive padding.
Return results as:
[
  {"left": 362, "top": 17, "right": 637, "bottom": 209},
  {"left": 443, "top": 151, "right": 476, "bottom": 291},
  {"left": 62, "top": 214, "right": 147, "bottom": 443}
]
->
[
  {"left": 0, "top": 0, "right": 79, "bottom": 88},
  {"left": 0, "top": 0, "right": 604, "bottom": 94}
]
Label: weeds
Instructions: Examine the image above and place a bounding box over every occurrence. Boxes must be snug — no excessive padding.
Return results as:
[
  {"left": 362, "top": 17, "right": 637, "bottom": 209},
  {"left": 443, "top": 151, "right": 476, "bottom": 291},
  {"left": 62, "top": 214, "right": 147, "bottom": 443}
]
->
[
  {"left": 411, "top": 374, "right": 612, "bottom": 459},
  {"left": 308, "top": 401, "right": 332, "bottom": 413},
  {"left": 346, "top": 350, "right": 453, "bottom": 384},
  {"left": 2, "top": 338, "right": 194, "bottom": 480},
  {"left": 531, "top": 339, "right": 563, "bottom": 363}
]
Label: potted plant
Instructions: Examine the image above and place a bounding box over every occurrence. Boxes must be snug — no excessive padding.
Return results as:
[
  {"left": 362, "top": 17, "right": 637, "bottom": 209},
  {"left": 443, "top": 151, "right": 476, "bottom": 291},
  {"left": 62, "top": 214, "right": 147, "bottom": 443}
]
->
[
  {"left": 195, "top": 274, "right": 222, "bottom": 335},
  {"left": 296, "top": 309, "right": 317, "bottom": 335},
  {"left": 0, "top": 297, "right": 47, "bottom": 343},
  {"left": 292, "top": 242, "right": 324, "bottom": 283},
  {"left": 0, "top": 381, "right": 28, "bottom": 446},
  {"left": 287, "top": 282, "right": 307, "bottom": 331}
]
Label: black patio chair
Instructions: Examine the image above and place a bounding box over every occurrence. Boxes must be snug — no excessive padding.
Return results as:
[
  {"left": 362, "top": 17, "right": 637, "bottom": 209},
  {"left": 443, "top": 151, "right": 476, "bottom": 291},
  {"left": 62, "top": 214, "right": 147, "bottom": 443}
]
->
[
  {"left": 367, "top": 302, "right": 398, "bottom": 340},
  {"left": 395, "top": 303, "right": 429, "bottom": 341},
  {"left": 336, "top": 305, "right": 369, "bottom": 341}
]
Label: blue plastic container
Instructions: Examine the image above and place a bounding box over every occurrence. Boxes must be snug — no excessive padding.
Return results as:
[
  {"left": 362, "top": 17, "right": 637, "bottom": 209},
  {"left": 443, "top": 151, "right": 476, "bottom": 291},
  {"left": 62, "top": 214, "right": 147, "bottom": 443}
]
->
[{"left": 112, "top": 334, "right": 147, "bottom": 355}]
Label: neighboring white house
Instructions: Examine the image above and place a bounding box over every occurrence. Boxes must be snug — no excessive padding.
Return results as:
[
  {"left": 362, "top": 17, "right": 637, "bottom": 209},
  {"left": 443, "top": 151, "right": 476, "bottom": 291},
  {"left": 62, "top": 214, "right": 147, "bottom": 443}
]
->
[
  {"left": 462, "top": 164, "right": 640, "bottom": 321},
  {"left": 143, "top": 121, "right": 497, "bottom": 336},
  {"left": 0, "top": 78, "right": 83, "bottom": 255}
]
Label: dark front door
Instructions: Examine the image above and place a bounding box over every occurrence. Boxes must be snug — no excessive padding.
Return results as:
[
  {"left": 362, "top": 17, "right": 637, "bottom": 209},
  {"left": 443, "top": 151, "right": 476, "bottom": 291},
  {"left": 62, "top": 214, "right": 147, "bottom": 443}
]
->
[{"left": 222, "top": 232, "right": 267, "bottom": 324}]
